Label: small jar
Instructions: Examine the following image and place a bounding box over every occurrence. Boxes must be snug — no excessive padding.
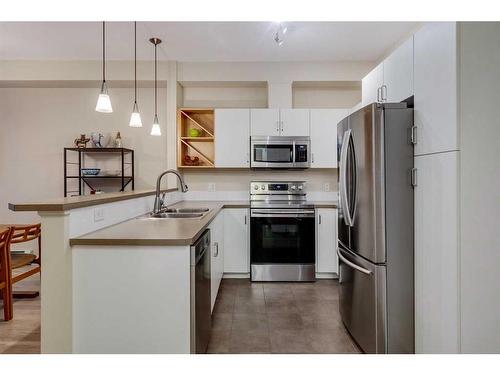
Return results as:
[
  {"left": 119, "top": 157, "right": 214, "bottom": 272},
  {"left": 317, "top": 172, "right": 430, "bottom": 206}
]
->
[{"left": 115, "top": 132, "right": 123, "bottom": 148}]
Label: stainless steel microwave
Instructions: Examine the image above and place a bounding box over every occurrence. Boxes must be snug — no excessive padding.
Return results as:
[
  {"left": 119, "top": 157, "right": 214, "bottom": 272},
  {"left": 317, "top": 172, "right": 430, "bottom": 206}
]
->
[{"left": 250, "top": 136, "right": 311, "bottom": 169}]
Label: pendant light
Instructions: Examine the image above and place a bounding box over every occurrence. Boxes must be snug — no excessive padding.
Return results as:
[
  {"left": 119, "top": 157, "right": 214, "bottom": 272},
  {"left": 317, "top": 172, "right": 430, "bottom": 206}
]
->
[
  {"left": 129, "top": 22, "right": 142, "bottom": 127},
  {"left": 95, "top": 21, "right": 113, "bottom": 113},
  {"left": 149, "top": 37, "right": 162, "bottom": 136}
]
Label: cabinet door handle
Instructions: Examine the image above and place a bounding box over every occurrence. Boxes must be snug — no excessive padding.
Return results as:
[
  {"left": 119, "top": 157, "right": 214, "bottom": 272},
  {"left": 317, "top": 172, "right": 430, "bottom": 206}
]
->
[
  {"left": 411, "top": 168, "right": 418, "bottom": 187},
  {"left": 214, "top": 242, "right": 219, "bottom": 257},
  {"left": 377, "top": 87, "right": 381, "bottom": 102},
  {"left": 276, "top": 121, "right": 280, "bottom": 133},
  {"left": 280, "top": 121, "right": 284, "bottom": 133},
  {"left": 410, "top": 125, "right": 417, "bottom": 145},
  {"left": 319, "top": 215, "right": 322, "bottom": 225},
  {"left": 244, "top": 215, "right": 247, "bottom": 225},
  {"left": 382, "top": 85, "right": 387, "bottom": 102},
  {"left": 311, "top": 153, "right": 314, "bottom": 163}
]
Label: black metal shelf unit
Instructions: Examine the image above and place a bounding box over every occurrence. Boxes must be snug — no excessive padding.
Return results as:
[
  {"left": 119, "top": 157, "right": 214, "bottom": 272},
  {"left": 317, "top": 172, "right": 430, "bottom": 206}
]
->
[{"left": 64, "top": 148, "right": 135, "bottom": 197}]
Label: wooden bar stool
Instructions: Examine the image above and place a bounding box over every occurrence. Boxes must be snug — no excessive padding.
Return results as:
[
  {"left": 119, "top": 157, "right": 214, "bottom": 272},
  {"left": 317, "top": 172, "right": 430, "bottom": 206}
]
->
[
  {"left": 9, "top": 224, "right": 42, "bottom": 299},
  {"left": 0, "top": 225, "right": 13, "bottom": 321}
]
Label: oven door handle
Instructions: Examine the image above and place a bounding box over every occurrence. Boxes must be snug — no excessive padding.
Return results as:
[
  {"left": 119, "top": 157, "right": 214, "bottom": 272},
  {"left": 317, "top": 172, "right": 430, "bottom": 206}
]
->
[
  {"left": 251, "top": 209, "right": 315, "bottom": 214},
  {"left": 251, "top": 210, "right": 315, "bottom": 218}
]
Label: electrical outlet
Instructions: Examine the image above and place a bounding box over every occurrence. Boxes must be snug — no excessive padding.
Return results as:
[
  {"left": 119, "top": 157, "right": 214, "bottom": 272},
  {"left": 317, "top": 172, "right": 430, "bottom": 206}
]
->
[
  {"left": 323, "top": 183, "right": 331, "bottom": 192},
  {"left": 94, "top": 208, "right": 105, "bottom": 222},
  {"left": 208, "top": 183, "right": 216, "bottom": 192}
]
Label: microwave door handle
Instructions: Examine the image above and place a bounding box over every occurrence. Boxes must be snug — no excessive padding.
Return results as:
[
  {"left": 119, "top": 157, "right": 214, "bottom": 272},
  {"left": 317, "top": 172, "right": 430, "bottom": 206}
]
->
[{"left": 337, "top": 249, "right": 372, "bottom": 275}]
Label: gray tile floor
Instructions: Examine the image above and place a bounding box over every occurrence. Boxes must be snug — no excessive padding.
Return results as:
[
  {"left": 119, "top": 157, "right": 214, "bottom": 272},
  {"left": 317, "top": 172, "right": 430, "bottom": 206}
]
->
[{"left": 207, "top": 279, "right": 361, "bottom": 354}]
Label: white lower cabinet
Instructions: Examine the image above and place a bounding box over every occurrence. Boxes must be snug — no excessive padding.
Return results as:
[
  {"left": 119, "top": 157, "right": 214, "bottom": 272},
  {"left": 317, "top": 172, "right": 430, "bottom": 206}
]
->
[
  {"left": 414, "top": 151, "right": 459, "bottom": 353},
  {"left": 209, "top": 211, "right": 224, "bottom": 312},
  {"left": 223, "top": 208, "right": 250, "bottom": 274},
  {"left": 316, "top": 208, "right": 338, "bottom": 275}
]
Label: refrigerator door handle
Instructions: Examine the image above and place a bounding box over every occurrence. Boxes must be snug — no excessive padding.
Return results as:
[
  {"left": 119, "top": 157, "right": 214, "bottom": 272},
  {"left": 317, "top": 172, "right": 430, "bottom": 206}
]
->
[
  {"left": 337, "top": 249, "right": 372, "bottom": 275},
  {"left": 340, "top": 129, "right": 352, "bottom": 226},
  {"left": 348, "top": 131, "right": 358, "bottom": 225}
]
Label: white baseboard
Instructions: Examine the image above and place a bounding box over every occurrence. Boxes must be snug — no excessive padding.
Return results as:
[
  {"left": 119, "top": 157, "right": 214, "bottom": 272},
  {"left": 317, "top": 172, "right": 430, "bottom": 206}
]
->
[
  {"left": 315, "top": 272, "right": 338, "bottom": 279},
  {"left": 223, "top": 273, "right": 250, "bottom": 279}
]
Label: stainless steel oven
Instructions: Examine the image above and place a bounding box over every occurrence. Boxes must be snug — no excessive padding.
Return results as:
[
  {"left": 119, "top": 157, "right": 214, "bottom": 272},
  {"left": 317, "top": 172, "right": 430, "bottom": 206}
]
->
[
  {"left": 250, "top": 181, "right": 315, "bottom": 281},
  {"left": 250, "top": 136, "right": 310, "bottom": 169}
]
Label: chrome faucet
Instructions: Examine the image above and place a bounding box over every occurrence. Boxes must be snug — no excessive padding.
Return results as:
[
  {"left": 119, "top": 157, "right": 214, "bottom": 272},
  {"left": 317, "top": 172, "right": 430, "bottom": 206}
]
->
[{"left": 153, "top": 169, "right": 189, "bottom": 214}]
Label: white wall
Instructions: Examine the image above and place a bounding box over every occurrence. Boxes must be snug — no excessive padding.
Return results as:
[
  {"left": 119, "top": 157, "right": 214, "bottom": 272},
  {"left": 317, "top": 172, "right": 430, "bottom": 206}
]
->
[
  {"left": 293, "top": 86, "right": 361, "bottom": 108},
  {"left": 0, "top": 86, "right": 167, "bottom": 223},
  {"left": 182, "top": 85, "right": 267, "bottom": 108},
  {"left": 459, "top": 22, "right": 500, "bottom": 353}
]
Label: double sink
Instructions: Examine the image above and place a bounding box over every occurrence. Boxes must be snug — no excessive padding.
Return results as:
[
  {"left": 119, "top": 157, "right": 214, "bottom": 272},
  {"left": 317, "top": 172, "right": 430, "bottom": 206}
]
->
[{"left": 141, "top": 207, "right": 211, "bottom": 220}]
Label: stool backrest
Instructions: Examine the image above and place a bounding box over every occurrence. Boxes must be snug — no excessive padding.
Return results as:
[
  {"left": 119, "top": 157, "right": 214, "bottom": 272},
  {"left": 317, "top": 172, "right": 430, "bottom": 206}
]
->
[{"left": 10, "top": 224, "right": 41, "bottom": 244}]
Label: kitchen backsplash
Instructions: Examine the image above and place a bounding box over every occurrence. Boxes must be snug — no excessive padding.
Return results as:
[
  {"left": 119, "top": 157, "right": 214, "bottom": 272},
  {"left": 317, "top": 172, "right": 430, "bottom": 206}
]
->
[{"left": 181, "top": 169, "right": 338, "bottom": 194}]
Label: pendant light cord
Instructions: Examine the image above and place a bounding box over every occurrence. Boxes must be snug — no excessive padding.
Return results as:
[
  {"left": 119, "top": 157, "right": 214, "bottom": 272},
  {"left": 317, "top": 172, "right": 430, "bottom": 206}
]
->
[
  {"left": 102, "top": 21, "right": 106, "bottom": 82},
  {"left": 154, "top": 42, "right": 157, "bottom": 115},
  {"left": 134, "top": 22, "right": 137, "bottom": 102}
]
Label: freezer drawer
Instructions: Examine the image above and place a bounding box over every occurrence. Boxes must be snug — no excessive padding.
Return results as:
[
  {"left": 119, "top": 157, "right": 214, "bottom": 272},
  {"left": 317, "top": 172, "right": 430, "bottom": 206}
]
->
[{"left": 338, "top": 245, "right": 387, "bottom": 354}]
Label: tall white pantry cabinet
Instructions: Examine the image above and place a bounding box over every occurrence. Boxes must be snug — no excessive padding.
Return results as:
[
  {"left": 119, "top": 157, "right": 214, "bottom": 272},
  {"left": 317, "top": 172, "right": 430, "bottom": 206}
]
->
[{"left": 414, "top": 22, "right": 500, "bottom": 353}]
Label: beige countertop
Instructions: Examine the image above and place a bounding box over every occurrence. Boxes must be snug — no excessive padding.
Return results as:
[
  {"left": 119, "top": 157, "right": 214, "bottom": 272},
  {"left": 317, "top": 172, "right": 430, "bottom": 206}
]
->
[
  {"left": 69, "top": 200, "right": 337, "bottom": 247},
  {"left": 8, "top": 188, "right": 177, "bottom": 212}
]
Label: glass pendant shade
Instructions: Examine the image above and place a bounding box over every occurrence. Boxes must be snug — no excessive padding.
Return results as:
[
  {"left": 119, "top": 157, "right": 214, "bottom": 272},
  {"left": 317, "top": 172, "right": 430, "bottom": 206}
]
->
[
  {"left": 150, "top": 114, "right": 161, "bottom": 136},
  {"left": 95, "top": 81, "right": 113, "bottom": 113},
  {"left": 129, "top": 101, "right": 143, "bottom": 127}
]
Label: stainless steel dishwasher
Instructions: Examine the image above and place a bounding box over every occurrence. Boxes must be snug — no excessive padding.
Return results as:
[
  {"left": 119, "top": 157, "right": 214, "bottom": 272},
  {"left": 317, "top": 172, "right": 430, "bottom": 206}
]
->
[{"left": 190, "top": 229, "right": 211, "bottom": 354}]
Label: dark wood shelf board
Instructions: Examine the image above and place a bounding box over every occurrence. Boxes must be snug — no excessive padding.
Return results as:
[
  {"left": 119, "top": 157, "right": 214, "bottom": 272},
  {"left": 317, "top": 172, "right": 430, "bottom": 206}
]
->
[{"left": 64, "top": 147, "right": 134, "bottom": 153}]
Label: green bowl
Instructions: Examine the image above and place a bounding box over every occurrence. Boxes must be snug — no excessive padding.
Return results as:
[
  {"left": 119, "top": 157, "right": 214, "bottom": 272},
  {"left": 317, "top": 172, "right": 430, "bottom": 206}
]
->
[{"left": 189, "top": 128, "right": 201, "bottom": 137}]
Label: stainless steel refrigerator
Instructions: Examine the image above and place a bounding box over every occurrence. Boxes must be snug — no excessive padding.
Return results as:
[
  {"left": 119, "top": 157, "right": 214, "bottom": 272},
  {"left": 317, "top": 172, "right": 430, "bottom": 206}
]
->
[{"left": 337, "top": 102, "right": 414, "bottom": 354}]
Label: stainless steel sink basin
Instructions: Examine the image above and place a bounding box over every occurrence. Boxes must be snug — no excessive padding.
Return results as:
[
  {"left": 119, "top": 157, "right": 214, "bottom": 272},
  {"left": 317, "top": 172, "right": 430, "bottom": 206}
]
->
[
  {"left": 138, "top": 207, "right": 211, "bottom": 220},
  {"left": 176, "top": 208, "right": 210, "bottom": 213},
  {"left": 151, "top": 212, "right": 203, "bottom": 219}
]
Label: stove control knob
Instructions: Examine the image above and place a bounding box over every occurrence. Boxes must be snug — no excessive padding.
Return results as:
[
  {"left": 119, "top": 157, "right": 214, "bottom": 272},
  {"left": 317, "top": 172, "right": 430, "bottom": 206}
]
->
[
  {"left": 291, "top": 185, "right": 297, "bottom": 191},
  {"left": 254, "top": 185, "right": 259, "bottom": 190},
  {"left": 261, "top": 184, "right": 266, "bottom": 190},
  {"left": 298, "top": 185, "right": 303, "bottom": 191}
]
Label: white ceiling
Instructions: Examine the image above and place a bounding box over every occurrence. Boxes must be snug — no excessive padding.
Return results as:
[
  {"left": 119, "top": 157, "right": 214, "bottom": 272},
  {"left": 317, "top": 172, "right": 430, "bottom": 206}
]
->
[{"left": 0, "top": 22, "right": 419, "bottom": 62}]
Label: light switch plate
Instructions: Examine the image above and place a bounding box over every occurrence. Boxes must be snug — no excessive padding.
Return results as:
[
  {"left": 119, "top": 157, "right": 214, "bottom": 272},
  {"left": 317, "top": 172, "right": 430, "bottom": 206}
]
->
[
  {"left": 94, "top": 208, "right": 105, "bottom": 222},
  {"left": 324, "top": 183, "right": 331, "bottom": 192}
]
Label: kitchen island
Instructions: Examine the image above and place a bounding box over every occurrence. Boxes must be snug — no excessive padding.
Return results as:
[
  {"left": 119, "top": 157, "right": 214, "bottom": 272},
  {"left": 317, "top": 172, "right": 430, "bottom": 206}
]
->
[{"left": 9, "top": 191, "right": 337, "bottom": 353}]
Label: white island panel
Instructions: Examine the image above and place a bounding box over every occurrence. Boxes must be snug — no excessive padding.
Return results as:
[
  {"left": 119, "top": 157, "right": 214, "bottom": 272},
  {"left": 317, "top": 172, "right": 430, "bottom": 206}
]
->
[{"left": 73, "top": 245, "right": 191, "bottom": 354}]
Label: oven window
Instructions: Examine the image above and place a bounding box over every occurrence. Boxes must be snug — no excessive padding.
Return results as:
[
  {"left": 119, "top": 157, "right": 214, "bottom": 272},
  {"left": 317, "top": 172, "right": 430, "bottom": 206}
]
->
[
  {"left": 254, "top": 145, "right": 293, "bottom": 163},
  {"left": 250, "top": 216, "right": 315, "bottom": 264}
]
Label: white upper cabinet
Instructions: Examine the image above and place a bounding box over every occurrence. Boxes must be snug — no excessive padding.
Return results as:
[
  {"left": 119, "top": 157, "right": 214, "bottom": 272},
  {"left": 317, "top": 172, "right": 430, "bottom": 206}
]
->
[
  {"left": 279, "top": 109, "right": 310, "bottom": 137},
  {"left": 250, "top": 109, "right": 310, "bottom": 137},
  {"left": 316, "top": 208, "right": 338, "bottom": 274},
  {"left": 250, "top": 109, "right": 280, "bottom": 136},
  {"left": 361, "top": 36, "right": 414, "bottom": 106},
  {"left": 310, "top": 109, "right": 348, "bottom": 168},
  {"left": 384, "top": 37, "right": 414, "bottom": 103},
  {"left": 361, "top": 62, "right": 384, "bottom": 106},
  {"left": 414, "top": 22, "right": 458, "bottom": 155},
  {"left": 215, "top": 109, "right": 250, "bottom": 168}
]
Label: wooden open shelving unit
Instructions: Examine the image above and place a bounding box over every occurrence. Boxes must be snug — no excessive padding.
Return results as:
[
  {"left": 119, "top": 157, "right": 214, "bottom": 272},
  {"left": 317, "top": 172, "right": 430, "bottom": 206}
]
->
[{"left": 177, "top": 108, "right": 215, "bottom": 168}]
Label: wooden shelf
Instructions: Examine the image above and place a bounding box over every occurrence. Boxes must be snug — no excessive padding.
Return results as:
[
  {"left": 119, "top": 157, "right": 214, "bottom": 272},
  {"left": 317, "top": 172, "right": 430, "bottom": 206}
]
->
[
  {"left": 180, "top": 137, "right": 214, "bottom": 142},
  {"left": 177, "top": 108, "right": 215, "bottom": 168}
]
